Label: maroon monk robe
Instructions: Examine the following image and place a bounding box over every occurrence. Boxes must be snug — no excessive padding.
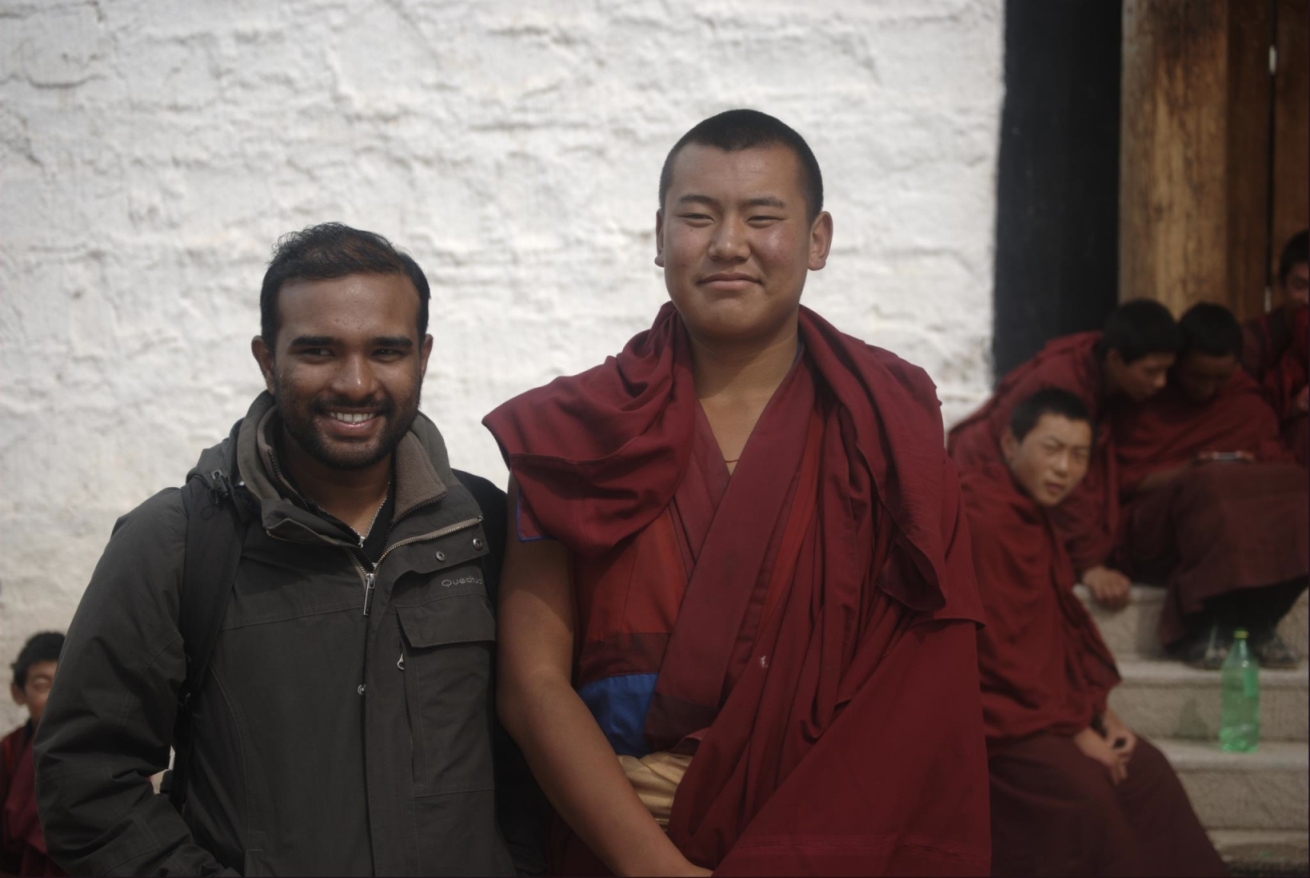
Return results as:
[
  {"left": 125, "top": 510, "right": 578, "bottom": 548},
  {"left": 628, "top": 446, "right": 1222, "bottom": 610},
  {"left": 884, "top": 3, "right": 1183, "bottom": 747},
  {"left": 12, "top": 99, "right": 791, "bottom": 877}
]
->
[
  {"left": 1115, "top": 372, "right": 1310, "bottom": 644},
  {"left": 948, "top": 333, "right": 1120, "bottom": 577},
  {"left": 1262, "top": 306, "right": 1308, "bottom": 465},
  {"left": 1241, "top": 307, "right": 1295, "bottom": 382},
  {"left": 1, "top": 724, "right": 64, "bottom": 877},
  {"left": 486, "top": 303, "right": 991, "bottom": 876},
  {"left": 961, "top": 462, "right": 1225, "bottom": 878}
]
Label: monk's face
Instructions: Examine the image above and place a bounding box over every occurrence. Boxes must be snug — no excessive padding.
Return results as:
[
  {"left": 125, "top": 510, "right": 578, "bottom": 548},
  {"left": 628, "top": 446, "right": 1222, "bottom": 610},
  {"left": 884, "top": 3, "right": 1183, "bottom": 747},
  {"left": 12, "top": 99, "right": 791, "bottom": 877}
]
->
[
  {"left": 11, "top": 660, "right": 57, "bottom": 726},
  {"left": 1172, "top": 351, "right": 1237, "bottom": 404},
  {"left": 1002, "top": 414, "right": 1093, "bottom": 507},
  {"left": 1105, "top": 350, "right": 1174, "bottom": 402},
  {"left": 1281, "top": 262, "right": 1309, "bottom": 310},
  {"left": 656, "top": 143, "right": 832, "bottom": 348}
]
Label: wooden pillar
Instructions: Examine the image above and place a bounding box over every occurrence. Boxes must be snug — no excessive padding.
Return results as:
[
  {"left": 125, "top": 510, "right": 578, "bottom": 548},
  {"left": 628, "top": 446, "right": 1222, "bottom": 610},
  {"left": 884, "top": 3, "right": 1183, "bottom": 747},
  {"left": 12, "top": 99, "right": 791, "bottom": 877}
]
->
[
  {"left": 1119, "top": 0, "right": 1306, "bottom": 320},
  {"left": 1272, "top": 0, "right": 1310, "bottom": 287}
]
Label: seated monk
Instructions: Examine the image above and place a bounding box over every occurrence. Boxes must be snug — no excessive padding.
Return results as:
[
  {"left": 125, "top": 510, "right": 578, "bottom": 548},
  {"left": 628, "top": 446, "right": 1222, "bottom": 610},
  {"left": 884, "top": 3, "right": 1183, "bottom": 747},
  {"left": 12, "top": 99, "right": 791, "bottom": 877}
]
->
[
  {"left": 1241, "top": 228, "right": 1307, "bottom": 383},
  {"left": 1115, "top": 303, "right": 1309, "bottom": 668},
  {"left": 3, "top": 633, "right": 65, "bottom": 878},
  {"left": 962, "top": 389, "right": 1225, "bottom": 877},
  {"left": 485, "top": 109, "right": 990, "bottom": 876},
  {"left": 949, "top": 301, "right": 1180, "bottom": 612},
  {"left": 1262, "top": 301, "right": 1308, "bottom": 465}
]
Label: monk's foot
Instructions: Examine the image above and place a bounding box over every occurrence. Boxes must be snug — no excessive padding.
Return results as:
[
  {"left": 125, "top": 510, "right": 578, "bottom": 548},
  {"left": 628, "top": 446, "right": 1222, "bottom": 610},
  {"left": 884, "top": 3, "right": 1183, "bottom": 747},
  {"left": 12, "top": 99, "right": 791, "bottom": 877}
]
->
[
  {"left": 1250, "top": 630, "right": 1300, "bottom": 668},
  {"left": 1175, "top": 626, "right": 1231, "bottom": 670}
]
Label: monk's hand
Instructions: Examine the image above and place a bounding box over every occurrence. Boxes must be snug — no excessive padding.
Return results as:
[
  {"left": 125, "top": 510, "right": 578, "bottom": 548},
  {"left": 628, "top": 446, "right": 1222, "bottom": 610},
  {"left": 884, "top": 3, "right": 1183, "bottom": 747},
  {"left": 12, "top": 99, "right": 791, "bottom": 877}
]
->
[
  {"left": 1100, "top": 708, "right": 1138, "bottom": 762},
  {"left": 1074, "top": 727, "right": 1127, "bottom": 786},
  {"left": 1082, "top": 566, "right": 1131, "bottom": 610}
]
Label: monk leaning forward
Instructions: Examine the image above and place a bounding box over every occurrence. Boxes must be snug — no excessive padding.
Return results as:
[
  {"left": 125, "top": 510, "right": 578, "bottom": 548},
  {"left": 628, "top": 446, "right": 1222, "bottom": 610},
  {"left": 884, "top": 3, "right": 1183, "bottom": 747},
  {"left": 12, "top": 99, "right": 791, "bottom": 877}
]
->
[
  {"left": 1115, "top": 303, "right": 1309, "bottom": 668},
  {"left": 949, "top": 302, "right": 1180, "bottom": 611},
  {"left": 964, "top": 388, "right": 1226, "bottom": 877},
  {"left": 486, "top": 110, "right": 991, "bottom": 876}
]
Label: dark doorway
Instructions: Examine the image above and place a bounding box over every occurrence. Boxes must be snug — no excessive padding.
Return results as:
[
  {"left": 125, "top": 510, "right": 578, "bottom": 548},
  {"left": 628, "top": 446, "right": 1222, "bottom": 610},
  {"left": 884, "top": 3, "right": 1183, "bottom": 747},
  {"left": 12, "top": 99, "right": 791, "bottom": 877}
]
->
[{"left": 992, "top": 0, "right": 1123, "bottom": 380}]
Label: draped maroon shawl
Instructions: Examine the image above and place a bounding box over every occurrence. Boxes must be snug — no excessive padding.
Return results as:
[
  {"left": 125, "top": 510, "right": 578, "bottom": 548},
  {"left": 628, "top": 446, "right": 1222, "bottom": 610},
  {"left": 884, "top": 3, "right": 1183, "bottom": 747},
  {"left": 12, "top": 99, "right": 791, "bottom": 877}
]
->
[
  {"left": 960, "top": 463, "right": 1120, "bottom": 749},
  {"left": 1262, "top": 306, "right": 1309, "bottom": 465},
  {"left": 2, "top": 724, "right": 64, "bottom": 877},
  {"left": 485, "top": 304, "right": 990, "bottom": 875},
  {"left": 1115, "top": 368, "right": 1294, "bottom": 495},
  {"left": 948, "top": 333, "right": 1119, "bottom": 575}
]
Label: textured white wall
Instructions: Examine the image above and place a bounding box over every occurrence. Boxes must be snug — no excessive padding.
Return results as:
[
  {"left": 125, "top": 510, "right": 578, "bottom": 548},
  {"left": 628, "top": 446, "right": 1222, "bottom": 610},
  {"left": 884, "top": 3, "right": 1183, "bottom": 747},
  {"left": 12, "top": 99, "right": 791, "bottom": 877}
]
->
[{"left": 0, "top": 0, "right": 1003, "bottom": 723}]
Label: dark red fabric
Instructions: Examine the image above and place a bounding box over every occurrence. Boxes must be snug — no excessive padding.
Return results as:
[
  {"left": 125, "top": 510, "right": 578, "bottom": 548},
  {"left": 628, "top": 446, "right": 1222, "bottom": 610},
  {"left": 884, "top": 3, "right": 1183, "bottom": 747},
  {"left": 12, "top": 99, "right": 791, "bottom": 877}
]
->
[
  {"left": 960, "top": 463, "right": 1120, "bottom": 750},
  {"left": 1262, "top": 306, "right": 1308, "bottom": 465},
  {"left": 2, "top": 725, "right": 64, "bottom": 877},
  {"left": 1116, "top": 370, "right": 1293, "bottom": 495},
  {"left": 1241, "top": 307, "right": 1294, "bottom": 381},
  {"left": 988, "top": 734, "right": 1227, "bottom": 877},
  {"left": 485, "top": 304, "right": 990, "bottom": 875},
  {"left": 1114, "top": 372, "right": 1308, "bottom": 644},
  {"left": 948, "top": 333, "right": 1119, "bottom": 575}
]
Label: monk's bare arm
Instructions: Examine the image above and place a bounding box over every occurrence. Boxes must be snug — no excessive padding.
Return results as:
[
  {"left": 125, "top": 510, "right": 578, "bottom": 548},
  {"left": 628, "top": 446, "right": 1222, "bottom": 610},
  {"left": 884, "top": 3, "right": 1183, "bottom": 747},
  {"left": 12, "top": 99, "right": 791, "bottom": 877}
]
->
[{"left": 496, "top": 479, "right": 707, "bottom": 878}]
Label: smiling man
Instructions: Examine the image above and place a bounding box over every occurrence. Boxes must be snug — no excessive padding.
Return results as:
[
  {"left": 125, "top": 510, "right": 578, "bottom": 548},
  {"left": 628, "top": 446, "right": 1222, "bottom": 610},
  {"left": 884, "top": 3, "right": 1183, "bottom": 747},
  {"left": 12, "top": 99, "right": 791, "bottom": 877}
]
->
[
  {"left": 34, "top": 224, "right": 541, "bottom": 875},
  {"left": 485, "top": 110, "right": 990, "bottom": 875},
  {"left": 962, "top": 389, "right": 1224, "bottom": 877},
  {"left": 949, "top": 301, "right": 1181, "bottom": 612}
]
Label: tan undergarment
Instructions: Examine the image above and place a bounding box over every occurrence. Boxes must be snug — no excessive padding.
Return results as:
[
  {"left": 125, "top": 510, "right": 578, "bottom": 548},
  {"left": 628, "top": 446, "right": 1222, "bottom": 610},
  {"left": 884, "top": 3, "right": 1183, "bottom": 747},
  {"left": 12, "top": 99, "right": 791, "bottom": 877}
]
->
[{"left": 617, "top": 751, "right": 693, "bottom": 828}]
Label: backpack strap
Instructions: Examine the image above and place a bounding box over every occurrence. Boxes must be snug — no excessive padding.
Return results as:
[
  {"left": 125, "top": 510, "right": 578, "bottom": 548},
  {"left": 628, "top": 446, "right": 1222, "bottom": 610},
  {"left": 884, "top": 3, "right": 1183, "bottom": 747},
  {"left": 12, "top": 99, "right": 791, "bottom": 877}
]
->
[{"left": 169, "top": 435, "right": 251, "bottom": 810}]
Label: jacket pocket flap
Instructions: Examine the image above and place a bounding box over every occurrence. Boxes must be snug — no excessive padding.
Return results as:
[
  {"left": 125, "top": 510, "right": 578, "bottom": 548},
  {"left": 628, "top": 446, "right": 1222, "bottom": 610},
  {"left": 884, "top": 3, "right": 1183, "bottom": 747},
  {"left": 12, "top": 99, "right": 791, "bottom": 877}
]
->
[{"left": 397, "top": 595, "right": 496, "bottom": 648}]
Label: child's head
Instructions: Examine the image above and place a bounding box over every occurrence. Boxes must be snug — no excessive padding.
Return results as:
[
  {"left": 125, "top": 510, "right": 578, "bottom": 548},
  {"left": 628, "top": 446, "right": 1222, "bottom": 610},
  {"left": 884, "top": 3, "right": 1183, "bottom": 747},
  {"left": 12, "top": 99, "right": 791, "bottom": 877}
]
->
[
  {"left": 10, "top": 631, "right": 64, "bottom": 726},
  {"left": 1001, "top": 389, "right": 1095, "bottom": 508}
]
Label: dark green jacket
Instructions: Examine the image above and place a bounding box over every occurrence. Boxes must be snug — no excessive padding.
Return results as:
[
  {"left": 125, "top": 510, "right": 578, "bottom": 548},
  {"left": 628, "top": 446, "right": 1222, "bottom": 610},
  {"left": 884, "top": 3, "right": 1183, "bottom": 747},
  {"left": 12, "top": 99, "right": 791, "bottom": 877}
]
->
[{"left": 35, "top": 394, "right": 542, "bottom": 876}]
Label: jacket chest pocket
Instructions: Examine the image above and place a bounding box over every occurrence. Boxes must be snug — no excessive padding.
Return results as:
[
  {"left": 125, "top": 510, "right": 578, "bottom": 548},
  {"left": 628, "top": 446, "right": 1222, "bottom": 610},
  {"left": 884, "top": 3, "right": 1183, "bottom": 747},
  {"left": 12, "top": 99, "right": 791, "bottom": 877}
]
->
[{"left": 396, "top": 591, "right": 496, "bottom": 797}]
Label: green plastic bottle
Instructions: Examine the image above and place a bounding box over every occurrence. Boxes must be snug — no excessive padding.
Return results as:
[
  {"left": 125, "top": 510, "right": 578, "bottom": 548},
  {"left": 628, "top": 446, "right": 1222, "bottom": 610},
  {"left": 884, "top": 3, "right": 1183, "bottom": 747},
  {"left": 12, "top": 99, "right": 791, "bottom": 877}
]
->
[{"left": 1219, "top": 629, "right": 1260, "bottom": 753}]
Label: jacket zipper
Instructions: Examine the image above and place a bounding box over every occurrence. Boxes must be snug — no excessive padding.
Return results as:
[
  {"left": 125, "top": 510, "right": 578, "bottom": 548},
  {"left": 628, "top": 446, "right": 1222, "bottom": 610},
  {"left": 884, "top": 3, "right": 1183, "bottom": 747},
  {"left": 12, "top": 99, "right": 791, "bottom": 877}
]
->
[{"left": 348, "top": 516, "right": 483, "bottom": 616}]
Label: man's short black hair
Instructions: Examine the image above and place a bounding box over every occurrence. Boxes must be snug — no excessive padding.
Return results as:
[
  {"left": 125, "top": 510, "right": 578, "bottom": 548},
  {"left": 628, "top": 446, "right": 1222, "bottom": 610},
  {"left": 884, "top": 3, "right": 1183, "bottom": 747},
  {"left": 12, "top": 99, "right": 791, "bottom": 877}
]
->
[
  {"left": 1009, "top": 388, "right": 1094, "bottom": 444},
  {"left": 658, "top": 109, "right": 824, "bottom": 221},
  {"left": 1178, "top": 302, "right": 1243, "bottom": 359},
  {"left": 1278, "top": 228, "right": 1308, "bottom": 285},
  {"left": 11, "top": 631, "right": 63, "bottom": 689},
  {"left": 260, "top": 223, "right": 431, "bottom": 345},
  {"left": 1098, "top": 299, "right": 1182, "bottom": 364}
]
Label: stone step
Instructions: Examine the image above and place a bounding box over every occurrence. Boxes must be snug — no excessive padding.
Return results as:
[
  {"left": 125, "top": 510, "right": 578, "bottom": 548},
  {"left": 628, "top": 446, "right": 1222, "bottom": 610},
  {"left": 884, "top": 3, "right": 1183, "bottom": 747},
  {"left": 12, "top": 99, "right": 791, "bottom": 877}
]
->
[
  {"left": 1210, "top": 830, "right": 1309, "bottom": 878},
  {"left": 1110, "top": 659, "right": 1309, "bottom": 742},
  {"left": 1076, "top": 584, "right": 1308, "bottom": 661},
  {"left": 1158, "top": 739, "right": 1309, "bottom": 832}
]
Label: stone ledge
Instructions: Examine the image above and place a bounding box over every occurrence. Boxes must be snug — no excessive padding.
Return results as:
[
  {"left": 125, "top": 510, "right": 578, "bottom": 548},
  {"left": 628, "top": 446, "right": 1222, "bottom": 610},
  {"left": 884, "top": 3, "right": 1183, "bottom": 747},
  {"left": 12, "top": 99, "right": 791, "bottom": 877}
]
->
[{"left": 1159, "top": 740, "right": 1309, "bottom": 831}]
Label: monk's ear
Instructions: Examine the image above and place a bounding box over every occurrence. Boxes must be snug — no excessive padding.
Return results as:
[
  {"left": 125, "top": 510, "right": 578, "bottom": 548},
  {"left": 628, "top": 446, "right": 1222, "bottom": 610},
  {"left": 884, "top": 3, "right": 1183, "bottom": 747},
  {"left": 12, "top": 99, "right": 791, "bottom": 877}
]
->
[
  {"left": 251, "top": 335, "right": 277, "bottom": 397},
  {"left": 808, "top": 211, "right": 833, "bottom": 271},
  {"left": 10, "top": 682, "right": 24, "bottom": 707},
  {"left": 1000, "top": 428, "right": 1020, "bottom": 465},
  {"left": 654, "top": 210, "right": 666, "bottom": 268}
]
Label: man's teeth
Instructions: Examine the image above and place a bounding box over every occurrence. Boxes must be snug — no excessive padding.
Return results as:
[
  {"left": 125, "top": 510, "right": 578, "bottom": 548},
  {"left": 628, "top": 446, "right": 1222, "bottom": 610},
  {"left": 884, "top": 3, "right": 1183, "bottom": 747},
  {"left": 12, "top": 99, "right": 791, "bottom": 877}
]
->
[{"left": 328, "top": 412, "right": 376, "bottom": 424}]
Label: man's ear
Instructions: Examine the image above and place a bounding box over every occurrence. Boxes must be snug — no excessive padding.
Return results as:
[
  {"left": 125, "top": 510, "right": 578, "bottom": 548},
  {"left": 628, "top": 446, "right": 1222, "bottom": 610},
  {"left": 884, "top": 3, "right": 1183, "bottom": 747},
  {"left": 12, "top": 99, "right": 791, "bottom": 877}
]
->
[
  {"left": 808, "top": 211, "right": 834, "bottom": 271},
  {"left": 418, "top": 334, "right": 434, "bottom": 379},
  {"left": 654, "top": 210, "right": 666, "bottom": 268},
  {"left": 251, "top": 336, "right": 277, "bottom": 397},
  {"left": 11, "top": 682, "right": 24, "bottom": 707},
  {"left": 1000, "top": 428, "right": 1020, "bottom": 466}
]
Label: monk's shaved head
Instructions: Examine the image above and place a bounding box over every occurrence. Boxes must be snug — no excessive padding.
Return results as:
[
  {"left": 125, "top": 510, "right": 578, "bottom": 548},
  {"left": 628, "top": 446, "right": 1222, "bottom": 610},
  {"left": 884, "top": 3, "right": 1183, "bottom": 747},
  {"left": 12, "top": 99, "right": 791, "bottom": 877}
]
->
[
  {"left": 659, "top": 109, "right": 824, "bottom": 221},
  {"left": 1009, "top": 388, "right": 1094, "bottom": 445}
]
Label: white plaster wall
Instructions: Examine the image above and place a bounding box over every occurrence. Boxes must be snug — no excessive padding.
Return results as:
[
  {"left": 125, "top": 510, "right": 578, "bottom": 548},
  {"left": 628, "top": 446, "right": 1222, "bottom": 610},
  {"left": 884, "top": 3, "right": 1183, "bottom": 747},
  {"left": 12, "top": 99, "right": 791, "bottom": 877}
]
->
[{"left": 0, "top": 0, "right": 1003, "bottom": 724}]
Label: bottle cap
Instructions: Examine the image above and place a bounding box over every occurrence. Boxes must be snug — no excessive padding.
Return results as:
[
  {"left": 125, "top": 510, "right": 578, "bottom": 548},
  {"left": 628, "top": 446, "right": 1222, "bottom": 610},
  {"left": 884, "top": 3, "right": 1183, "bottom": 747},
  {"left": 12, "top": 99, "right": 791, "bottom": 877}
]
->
[{"left": 1233, "top": 628, "right": 1248, "bottom": 639}]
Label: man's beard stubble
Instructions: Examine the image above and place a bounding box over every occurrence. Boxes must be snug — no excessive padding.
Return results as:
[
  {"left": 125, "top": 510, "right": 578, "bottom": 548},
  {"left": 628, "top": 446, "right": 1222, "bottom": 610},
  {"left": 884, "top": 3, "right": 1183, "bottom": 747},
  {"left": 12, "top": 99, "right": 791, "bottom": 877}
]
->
[{"left": 273, "top": 378, "right": 422, "bottom": 472}]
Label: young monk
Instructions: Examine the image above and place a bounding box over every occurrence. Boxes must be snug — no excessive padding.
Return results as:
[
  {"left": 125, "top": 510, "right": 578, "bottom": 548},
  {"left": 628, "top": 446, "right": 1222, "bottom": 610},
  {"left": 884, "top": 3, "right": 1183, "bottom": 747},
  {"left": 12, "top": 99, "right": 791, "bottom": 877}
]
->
[
  {"left": 3, "top": 633, "right": 65, "bottom": 877},
  {"left": 485, "top": 110, "right": 990, "bottom": 876},
  {"left": 1115, "top": 303, "right": 1309, "bottom": 668},
  {"left": 1242, "top": 229, "right": 1308, "bottom": 383},
  {"left": 1262, "top": 304, "right": 1308, "bottom": 464},
  {"left": 963, "top": 389, "right": 1225, "bottom": 877},
  {"left": 949, "top": 302, "right": 1180, "bottom": 611}
]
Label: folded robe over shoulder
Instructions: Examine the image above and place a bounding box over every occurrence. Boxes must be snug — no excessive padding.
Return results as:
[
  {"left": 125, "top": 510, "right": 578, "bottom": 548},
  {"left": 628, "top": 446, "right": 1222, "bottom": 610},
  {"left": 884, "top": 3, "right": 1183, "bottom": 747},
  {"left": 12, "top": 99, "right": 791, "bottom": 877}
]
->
[
  {"left": 484, "top": 303, "right": 990, "bottom": 876},
  {"left": 948, "top": 333, "right": 1119, "bottom": 577},
  {"left": 1262, "top": 306, "right": 1308, "bottom": 466},
  {"left": 1114, "top": 371, "right": 1309, "bottom": 644},
  {"left": 960, "top": 463, "right": 1120, "bottom": 748}
]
